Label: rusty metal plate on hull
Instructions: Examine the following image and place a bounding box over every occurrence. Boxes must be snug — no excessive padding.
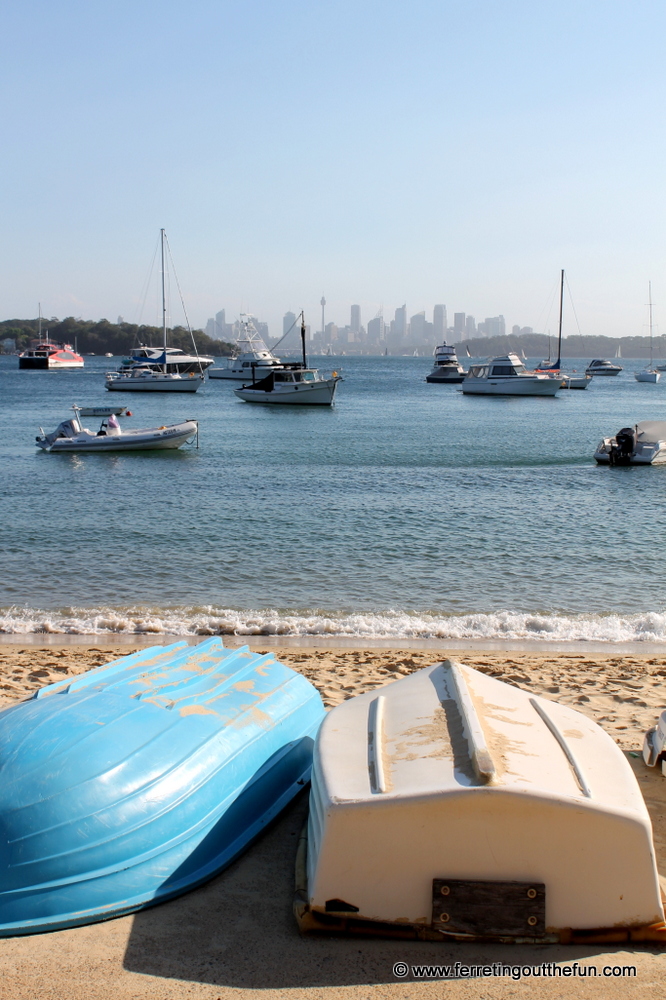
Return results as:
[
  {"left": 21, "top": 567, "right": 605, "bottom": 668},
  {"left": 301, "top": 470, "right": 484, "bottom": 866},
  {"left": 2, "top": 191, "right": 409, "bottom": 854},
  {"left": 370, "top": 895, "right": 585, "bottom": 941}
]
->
[{"left": 432, "top": 879, "right": 546, "bottom": 937}]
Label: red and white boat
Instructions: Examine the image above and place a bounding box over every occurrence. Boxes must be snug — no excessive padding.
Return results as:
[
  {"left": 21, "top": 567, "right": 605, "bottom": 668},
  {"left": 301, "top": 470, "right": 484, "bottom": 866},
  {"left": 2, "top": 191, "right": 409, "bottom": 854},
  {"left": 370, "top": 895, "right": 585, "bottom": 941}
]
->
[{"left": 19, "top": 338, "right": 84, "bottom": 370}]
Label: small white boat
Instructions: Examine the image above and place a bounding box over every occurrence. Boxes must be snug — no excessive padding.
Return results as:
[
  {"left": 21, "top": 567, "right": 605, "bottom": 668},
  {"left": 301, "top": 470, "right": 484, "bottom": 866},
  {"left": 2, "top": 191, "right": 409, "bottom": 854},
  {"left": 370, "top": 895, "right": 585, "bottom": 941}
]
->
[
  {"left": 36, "top": 410, "right": 197, "bottom": 452},
  {"left": 106, "top": 365, "right": 203, "bottom": 392},
  {"left": 425, "top": 343, "right": 465, "bottom": 384},
  {"left": 296, "top": 660, "right": 665, "bottom": 943},
  {"left": 586, "top": 359, "right": 622, "bottom": 376},
  {"left": 537, "top": 272, "right": 590, "bottom": 389},
  {"left": 462, "top": 354, "right": 560, "bottom": 396},
  {"left": 594, "top": 420, "right": 666, "bottom": 465},
  {"left": 560, "top": 374, "right": 592, "bottom": 389},
  {"left": 209, "top": 316, "right": 285, "bottom": 380}
]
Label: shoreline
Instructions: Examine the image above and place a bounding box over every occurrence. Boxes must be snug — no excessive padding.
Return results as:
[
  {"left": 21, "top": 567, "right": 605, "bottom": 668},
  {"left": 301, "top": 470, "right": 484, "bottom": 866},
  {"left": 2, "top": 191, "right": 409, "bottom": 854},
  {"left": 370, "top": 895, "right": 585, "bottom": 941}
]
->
[{"left": 2, "top": 632, "right": 666, "bottom": 654}]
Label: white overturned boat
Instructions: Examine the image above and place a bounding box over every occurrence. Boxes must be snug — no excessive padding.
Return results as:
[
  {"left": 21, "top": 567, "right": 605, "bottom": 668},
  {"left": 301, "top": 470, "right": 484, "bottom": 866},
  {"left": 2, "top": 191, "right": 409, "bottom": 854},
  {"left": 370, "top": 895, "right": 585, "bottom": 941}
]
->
[
  {"left": 462, "top": 354, "right": 560, "bottom": 396},
  {"left": 36, "top": 409, "right": 197, "bottom": 452},
  {"left": 594, "top": 420, "right": 666, "bottom": 465},
  {"left": 296, "top": 660, "right": 666, "bottom": 943}
]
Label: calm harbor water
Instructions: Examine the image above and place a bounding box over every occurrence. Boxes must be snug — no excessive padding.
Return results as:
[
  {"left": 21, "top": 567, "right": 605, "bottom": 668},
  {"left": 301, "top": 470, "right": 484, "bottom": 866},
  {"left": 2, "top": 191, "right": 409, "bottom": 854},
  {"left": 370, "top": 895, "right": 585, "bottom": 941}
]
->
[{"left": 2, "top": 354, "right": 666, "bottom": 641}]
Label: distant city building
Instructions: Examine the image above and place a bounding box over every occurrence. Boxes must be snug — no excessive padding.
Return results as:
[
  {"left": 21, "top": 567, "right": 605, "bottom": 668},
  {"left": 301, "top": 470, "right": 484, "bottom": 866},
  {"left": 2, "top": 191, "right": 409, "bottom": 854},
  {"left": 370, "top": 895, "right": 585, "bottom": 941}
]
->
[
  {"left": 453, "top": 313, "right": 466, "bottom": 338},
  {"left": 350, "top": 304, "right": 361, "bottom": 334},
  {"left": 367, "top": 315, "right": 385, "bottom": 344},
  {"left": 409, "top": 311, "right": 426, "bottom": 345},
  {"left": 394, "top": 304, "right": 407, "bottom": 337},
  {"left": 477, "top": 315, "right": 505, "bottom": 338},
  {"left": 465, "top": 315, "right": 476, "bottom": 337},
  {"left": 205, "top": 309, "right": 233, "bottom": 341},
  {"left": 433, "top": 304, "right": 447, "bottom": 341},
  {"left": 325, "top": 322, "right": 338, "bottom": 345},
  {"left": 283, "top": 311, "right": 297, "bottom": 336}
]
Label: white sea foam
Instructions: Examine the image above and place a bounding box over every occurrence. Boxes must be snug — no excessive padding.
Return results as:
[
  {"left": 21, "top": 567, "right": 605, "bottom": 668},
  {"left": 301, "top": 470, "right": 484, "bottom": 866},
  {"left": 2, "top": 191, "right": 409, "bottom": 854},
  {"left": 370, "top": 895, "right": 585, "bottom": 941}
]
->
[{"left": 2, "top": 605, "right": 666, "bottom": 643}]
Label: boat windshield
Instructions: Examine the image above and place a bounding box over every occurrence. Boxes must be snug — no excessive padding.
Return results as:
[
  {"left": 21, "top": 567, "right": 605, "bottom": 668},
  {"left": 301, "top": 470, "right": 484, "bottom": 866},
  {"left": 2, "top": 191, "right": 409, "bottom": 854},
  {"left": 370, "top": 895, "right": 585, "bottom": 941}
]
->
[{"left": 491, "top": 364, "right": 523, "bottom": 376}]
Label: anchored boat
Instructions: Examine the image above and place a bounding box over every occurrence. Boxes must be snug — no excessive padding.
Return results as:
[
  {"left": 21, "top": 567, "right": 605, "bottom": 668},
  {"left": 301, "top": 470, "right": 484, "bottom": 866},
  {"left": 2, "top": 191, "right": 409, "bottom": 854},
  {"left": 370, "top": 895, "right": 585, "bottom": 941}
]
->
[
  {"left": 36, "top": 408, "right": 197, "bottom": 452},
  {"left": 0, "top": 638, "right": 325, "bottom": 936},
  {"left": 296, "top": 660, "right": 665, "bottom": 943},
  {"left": 594, "top": 421, "right": 666, "bottom": 465}
]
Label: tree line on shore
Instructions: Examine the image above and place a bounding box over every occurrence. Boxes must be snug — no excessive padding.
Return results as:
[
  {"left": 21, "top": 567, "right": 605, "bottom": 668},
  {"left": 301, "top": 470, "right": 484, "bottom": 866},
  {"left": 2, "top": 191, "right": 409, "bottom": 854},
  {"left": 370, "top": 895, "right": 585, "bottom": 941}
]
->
[{"left": 0, "top": 317, "right": 235, "bottom": 357}]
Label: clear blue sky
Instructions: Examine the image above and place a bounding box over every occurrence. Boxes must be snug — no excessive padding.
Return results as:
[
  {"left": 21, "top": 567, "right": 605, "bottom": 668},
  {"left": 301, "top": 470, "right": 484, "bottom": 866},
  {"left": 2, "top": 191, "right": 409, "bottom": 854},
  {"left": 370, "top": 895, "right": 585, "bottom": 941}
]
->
[{"left": 2, "top": 0, "right": 665, "bottom": 338}]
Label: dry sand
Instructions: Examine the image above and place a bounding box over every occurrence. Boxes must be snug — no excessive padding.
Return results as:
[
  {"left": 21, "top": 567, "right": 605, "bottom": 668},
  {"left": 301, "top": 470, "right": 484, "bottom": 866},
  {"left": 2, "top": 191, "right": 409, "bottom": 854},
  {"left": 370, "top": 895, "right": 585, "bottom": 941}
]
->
[{"left": 1, "top": 643, "right": 666, "bottom": 998}]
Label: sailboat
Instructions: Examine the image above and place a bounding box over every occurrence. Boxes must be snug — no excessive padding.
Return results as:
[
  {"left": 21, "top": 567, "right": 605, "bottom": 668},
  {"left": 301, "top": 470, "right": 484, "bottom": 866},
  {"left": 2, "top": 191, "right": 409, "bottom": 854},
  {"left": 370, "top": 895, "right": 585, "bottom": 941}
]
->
[
  {"left": 635, "top": 283, "right": 661, "bottom": 383},
  {"left": 105, "top": 230, "right": 204, "bottom": 393},
  {"left": 536, "top": 270, "right": 591, "bottom": 389}
]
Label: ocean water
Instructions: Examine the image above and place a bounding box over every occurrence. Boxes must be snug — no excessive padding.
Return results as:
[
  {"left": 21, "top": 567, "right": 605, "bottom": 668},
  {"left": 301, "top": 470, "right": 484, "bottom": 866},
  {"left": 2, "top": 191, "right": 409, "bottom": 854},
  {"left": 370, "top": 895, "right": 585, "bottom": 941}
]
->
[{"left": 2, "top": 353, "right": 666, "bottom": 641}]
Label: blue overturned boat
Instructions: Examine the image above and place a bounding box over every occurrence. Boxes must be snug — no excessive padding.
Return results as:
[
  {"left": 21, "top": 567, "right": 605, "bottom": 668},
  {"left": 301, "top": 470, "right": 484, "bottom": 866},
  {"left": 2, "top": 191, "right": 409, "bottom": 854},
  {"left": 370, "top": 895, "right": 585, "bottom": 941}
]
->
[{"left": 0, "top": 638, "right": 325, "bottom": 936}]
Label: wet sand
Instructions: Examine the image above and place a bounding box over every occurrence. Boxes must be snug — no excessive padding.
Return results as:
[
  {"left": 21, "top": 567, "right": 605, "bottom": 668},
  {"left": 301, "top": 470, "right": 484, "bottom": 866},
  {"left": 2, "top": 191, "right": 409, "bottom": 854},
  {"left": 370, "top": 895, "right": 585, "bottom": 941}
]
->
[{"left": 1, "top": 642, "right": 665, "bottom": 998}]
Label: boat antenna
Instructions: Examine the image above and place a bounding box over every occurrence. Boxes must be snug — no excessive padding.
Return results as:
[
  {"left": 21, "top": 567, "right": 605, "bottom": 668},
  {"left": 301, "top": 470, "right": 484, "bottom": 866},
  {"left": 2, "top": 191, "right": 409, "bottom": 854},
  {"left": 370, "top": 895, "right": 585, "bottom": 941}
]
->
[
  {"left": 555, "top": 268, "right": 564, "bottom": 370},
  {"left": 300, "top": 311, "right": 307, "bottom": 368}
]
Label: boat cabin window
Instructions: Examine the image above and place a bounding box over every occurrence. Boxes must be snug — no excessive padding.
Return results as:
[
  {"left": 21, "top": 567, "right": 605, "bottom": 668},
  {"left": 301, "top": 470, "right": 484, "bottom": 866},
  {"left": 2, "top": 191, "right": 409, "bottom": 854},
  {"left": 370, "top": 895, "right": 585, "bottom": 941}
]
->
[
  {"left": 491, "top": 365, "right": 521, "bottom": 376},
  {"left": 467, "top": 366, "right": 487, "bottom": 378},
  {"left": 301, "top": 371, "right": 315, "bottom": 380},
  {"left": 274, "top": 372, "right": 294, "bottom": 382}
]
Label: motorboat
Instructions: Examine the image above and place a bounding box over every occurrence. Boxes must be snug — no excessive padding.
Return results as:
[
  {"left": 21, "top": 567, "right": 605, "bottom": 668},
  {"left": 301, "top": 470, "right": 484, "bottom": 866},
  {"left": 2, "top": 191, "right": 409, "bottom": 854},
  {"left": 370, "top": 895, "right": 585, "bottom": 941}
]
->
[
  {"left": 234, "top": 312, "right": 341, "bottom": 405},
  {"left": 593, "top": 420, "right": 666, "bottom": 465},
  {"left": 120, "top": 346, "right": 214, "bottom": 374},
  {"left": 461, "top": 354, "right": 560, "bottom": 396},
  {"left": 586, "top": 359, "right": 622, "bottom": 376},
  {"left": 19, "top": 339, "right": 84, "bottom": 369},
  {"left": 560, "top": 374, "right": 592, "bottom": 389},
  {"left": 36, "top": 408, "right": 198, "bottom": 452},
  {"left": 295, "top": 659, "right": 666, "bottom": 943},
  {"left": 209, "top": 315, "right": 285, "bottom": 380},
  {"left": 0, "top": 637, "right": 325, "bottom": 935},
  {"left": 635, "top": 283, "right": 661, "bottom": 383},
  {"left": 234, "top": 367, "right": 341, "bottom": 405},
  {"left": 106, "top": 364, "right": 203, "bottom": 392},
  {"left": 105, "top": 230, "right": 205, "bottom": 393},
  {"left": 425, "top": 343, "right": 465, "bottom": 384}
]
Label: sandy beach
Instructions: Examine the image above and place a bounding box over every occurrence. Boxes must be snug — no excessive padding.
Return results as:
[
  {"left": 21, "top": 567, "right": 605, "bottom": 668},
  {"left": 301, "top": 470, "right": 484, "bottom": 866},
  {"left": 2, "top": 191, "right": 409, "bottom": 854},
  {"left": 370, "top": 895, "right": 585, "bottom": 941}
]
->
[{"left": 1, "top": 642, "right": 665, "bottom": 998}]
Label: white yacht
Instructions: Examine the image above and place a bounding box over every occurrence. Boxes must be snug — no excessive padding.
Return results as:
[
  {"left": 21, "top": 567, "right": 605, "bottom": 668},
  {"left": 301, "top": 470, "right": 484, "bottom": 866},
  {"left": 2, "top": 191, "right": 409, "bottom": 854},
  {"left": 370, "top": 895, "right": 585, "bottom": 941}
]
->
[
  {"left": 425, "top": 343, "right": 465, "bottom": 383},
  {"left": 121, "top": 346, "right": 213, "bottom": 374},
  {"left": 586, "top": 359, "right": 622, "bottom": 376},
  {"left": 208, "top": 315, "right": 285, "bottom": 380},
  {"left": 594, "top": 421, "right": 666, "bottom": 465},
  {"left": 462, "top": 354, "right": 561, "bottom": 396}
]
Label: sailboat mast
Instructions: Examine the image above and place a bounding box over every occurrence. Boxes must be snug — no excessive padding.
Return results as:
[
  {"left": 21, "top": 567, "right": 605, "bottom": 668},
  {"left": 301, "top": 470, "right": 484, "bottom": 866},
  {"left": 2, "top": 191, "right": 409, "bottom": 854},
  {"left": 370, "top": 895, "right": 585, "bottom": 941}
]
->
[
  {"left": 161, "top": 228, "right": 167, "bottom": 374},
  {"left": 556, "top": 268, "right": 564, "bottom": 368},
  {"left": 300, "top": 312, "right": 307, "bottom": 368},
  {"left": 649, "top": 281, "right": 653, "bottom": 366}
]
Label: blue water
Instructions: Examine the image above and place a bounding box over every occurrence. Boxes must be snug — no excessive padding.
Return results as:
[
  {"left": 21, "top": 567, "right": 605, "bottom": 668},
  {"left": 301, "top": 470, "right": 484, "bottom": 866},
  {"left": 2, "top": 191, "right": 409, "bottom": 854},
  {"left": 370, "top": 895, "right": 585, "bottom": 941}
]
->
[{"left": 2, "top": 354, "right": 666, "bottom": 639}]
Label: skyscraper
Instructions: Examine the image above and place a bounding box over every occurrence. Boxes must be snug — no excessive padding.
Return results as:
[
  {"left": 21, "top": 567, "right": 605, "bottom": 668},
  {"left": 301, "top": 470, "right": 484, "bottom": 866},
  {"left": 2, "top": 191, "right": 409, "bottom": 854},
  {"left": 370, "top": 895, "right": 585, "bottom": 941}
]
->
[
  {"left": 465, "top": 315, "right": 476, "bottom": 337},
  {"left": 433, "top": 304, "right": 447, "bottom": 341},
  {"left": 283, "top": 311, "right": 297, "bottom": 337},
  {"left": 350, "top": 304, "right": 361, "bottom": 333},
  {"left": 453, "top": 313, "right": 466, "bottom": 338},
  {"left": 409, "top": 311, "right": 426, "bottom": 344}
]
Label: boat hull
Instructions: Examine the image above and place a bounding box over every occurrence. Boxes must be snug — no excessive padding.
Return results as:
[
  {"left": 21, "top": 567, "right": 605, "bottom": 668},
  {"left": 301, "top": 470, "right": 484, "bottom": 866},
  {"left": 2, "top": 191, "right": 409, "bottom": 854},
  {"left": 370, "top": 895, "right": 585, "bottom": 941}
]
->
[
  {"left": 234, "top": 378, "right": 339, "bottom": 405},
  {"left": 105, "top": 374, "right": 202, "bottom": 392},
  {"left": 635, "top": 371, "right": 661, "bottom": 383},
  {"left": 0, "top": 639, "right": 325, "bottom": 936},
  {"left": 425, "top": 372, "right": 464, "bottom": 384},
  {"left": 19, "top": 357, "right": 84, "bottom": 369},
  {"left": 462, "top": 378, "right": 560, "bottom": 396}
]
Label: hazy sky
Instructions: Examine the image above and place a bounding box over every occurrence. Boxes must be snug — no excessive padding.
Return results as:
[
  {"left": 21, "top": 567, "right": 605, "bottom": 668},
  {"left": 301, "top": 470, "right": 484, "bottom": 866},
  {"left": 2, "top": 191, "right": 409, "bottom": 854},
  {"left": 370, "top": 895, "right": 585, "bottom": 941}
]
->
[{"left": 2, "top": 1, "right": 665, "bottom": 339}]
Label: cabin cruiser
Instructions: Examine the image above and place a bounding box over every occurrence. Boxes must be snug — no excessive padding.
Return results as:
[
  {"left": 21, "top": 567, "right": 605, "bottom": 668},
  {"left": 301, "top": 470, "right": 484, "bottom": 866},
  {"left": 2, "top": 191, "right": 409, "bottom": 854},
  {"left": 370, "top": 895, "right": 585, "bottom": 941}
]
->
[
  {"left": 36, "top": 408, "right": 198, "bottom": 452},
  {"left": 296, "top": 659, "right": 666, "bottom": 943},
  {"left": 209, "top": 315, "right": 285, "bottom": 380},
  {"left": 19, "top": 339, "right": 84, "bottom": 369},
  {"left": 585, "top": 359, "right": 622, "bottom": 376},
  {"left": 462, "top": 353, "right": 561, "bottom": 396},
  {"left": 425, "top": 343, "right": 465, "bottom": 383},
  {"left": 119, "top": 346, "right": 213, "bottom": 374},
  {"left": 594, "top": 420, "right": 666, "bottom": 465},
  {"left": 234, "top": 366, "right": 341, "bottom": 405}
]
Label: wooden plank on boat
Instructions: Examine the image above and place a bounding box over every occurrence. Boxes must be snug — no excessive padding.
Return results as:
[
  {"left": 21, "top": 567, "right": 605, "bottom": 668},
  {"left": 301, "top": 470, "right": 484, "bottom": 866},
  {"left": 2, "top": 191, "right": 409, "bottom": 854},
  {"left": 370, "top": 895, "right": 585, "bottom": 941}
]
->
[{"left": 432, "top": 878, "right": 546, "bottom": 937}]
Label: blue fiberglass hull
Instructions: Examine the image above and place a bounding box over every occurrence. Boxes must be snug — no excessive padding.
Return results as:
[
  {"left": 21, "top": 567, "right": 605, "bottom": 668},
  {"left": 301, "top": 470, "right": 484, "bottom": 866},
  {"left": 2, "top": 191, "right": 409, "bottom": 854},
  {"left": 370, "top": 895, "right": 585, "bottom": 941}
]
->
[{"left": 0, "top": 638, "right": 325, "bottom": 936}]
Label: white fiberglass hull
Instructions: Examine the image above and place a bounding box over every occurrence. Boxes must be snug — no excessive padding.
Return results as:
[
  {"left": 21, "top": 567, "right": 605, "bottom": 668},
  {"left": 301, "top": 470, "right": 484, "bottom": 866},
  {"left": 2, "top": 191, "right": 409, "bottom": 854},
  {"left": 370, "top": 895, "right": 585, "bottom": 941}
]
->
[
  {"left": 462, "top": 377, "right": 560, "bottom": 396},
  {"left": 37, "top": 421, "right": 198, "bottom": 453},
  {"left": 560, "top": 375, "right": 591, "bottom": 389},
  {"left": 594, "top": 439, "right": 666, "bottom": 465},
  {"left": 234, "top": 379, "right": 339, "bottom": 405},
  {"left": 106, "top": 374, "right": 203, "bottom": 392},
  {"left": 635, "top": 370, "right": 661, "bottom": 383}
]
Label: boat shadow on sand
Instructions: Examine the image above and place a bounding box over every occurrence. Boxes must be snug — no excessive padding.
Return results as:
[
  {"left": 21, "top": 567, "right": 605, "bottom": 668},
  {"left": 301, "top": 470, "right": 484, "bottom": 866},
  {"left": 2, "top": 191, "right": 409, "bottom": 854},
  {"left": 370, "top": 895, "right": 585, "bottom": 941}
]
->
[{"left": 123, "top": 768, "right": 666, "bottom": 990}]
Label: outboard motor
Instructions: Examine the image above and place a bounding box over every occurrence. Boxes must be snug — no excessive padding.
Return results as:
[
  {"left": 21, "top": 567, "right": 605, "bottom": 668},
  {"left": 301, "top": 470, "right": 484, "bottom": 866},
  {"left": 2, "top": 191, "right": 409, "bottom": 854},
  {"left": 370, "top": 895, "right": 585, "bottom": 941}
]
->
[{"left": 609, "top": 426, "right": 635, "bottom": 466}]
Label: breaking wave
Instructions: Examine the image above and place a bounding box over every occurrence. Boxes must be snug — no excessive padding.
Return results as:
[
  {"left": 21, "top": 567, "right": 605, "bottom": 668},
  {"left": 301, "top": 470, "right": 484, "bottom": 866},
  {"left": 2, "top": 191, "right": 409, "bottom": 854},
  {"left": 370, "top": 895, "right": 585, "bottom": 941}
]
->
[{"left": 1, "top": 605, "right": 666, "bottom": 643}]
